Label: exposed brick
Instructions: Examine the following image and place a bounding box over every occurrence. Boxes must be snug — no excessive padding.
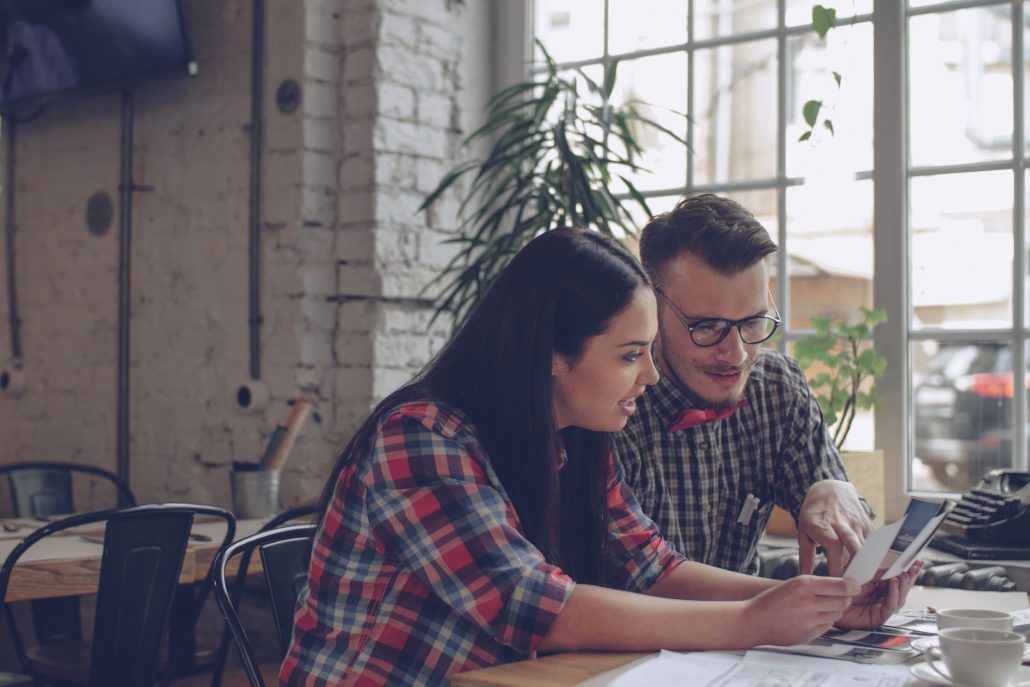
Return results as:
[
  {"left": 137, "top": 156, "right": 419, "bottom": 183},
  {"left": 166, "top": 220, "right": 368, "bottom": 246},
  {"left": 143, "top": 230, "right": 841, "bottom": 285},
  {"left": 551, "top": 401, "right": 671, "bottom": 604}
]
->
[
  {"left": 379, "top": 82, "right": 416, "bottom": 121},
  {"left": 0, "top": 0, "right": 490, "bottom": 507},
  {"left": 373, "top": 119, "right": 447, "bottom": 158},
  {"left": 377, "top": 43, "right": 443, "bottom": 92}
]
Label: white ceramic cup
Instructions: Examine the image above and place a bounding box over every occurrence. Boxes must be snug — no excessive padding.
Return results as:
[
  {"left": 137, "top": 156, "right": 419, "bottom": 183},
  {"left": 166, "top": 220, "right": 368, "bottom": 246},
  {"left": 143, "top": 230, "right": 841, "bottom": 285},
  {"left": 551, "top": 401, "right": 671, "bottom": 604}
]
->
[
  {"left": 936, "top": 607, "right": 1014, "bottom": 632},
  {"left": 922, "top": 627, "right": 1025, "bottom": 687}
]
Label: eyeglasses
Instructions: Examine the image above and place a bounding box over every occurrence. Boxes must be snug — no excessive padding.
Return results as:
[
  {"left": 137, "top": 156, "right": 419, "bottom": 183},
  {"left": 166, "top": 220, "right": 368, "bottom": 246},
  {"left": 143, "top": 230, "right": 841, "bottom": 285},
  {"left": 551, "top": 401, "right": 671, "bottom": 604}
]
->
[{"left": 656, "top": 289, "right": 781, "bottom": 348}]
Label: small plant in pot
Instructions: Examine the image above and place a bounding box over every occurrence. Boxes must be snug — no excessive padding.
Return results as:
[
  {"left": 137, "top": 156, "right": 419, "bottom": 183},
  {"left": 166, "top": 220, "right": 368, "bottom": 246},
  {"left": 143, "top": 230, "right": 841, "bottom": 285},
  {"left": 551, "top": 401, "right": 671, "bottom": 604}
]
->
[
  {"left": 793, "top": 306, "right": 888, "bottom": 451},
  {"left": 794, "top": 306, "right": 889, "bottom": 526}
]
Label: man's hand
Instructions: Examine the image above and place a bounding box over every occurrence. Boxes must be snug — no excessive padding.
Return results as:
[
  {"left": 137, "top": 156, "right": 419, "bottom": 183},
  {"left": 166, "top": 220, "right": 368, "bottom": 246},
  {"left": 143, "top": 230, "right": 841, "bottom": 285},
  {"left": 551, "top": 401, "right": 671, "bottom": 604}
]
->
[{"left": 797, "top": 479, "right": 873, "bottom": 576}]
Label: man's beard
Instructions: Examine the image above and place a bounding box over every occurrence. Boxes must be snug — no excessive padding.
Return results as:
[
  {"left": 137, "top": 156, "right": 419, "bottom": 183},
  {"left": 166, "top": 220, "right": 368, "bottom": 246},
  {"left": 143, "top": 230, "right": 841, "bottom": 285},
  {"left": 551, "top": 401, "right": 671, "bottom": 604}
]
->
[{"left": 656, "top": 333, "right": 753, "bottom": 409}]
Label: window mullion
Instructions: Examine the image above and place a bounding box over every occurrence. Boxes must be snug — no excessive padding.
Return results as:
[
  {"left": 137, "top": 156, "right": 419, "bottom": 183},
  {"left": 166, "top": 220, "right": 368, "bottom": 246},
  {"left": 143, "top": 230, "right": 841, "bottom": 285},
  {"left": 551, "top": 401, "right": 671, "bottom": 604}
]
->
[
  {"left": 1012, "top": 0, "right": 1027, "bottom": 473},
  {"left": 873, "top": 0, "right": 909, "bottom": 520},
  {"left": 775, "top": 0, "right": 788, "bottom": 355}
]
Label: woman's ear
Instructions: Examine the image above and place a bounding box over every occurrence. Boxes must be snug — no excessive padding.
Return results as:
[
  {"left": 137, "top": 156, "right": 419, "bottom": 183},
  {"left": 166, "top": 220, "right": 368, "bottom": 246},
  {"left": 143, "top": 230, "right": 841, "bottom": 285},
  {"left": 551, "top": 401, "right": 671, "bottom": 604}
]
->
[{"left": 552, "top": 352, "right": 568, "bottom": 376}]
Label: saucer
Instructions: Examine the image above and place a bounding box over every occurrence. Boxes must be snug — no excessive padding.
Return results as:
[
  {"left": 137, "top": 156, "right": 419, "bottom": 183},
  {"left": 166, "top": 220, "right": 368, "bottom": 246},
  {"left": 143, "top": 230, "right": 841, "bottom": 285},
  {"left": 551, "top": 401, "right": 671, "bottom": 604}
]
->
[
  {"left": 910, "top": 637, "right": 1030, "bottom": 660},
  {"left": 910, "top": 661, "right": 1030, "bottom": 686}
]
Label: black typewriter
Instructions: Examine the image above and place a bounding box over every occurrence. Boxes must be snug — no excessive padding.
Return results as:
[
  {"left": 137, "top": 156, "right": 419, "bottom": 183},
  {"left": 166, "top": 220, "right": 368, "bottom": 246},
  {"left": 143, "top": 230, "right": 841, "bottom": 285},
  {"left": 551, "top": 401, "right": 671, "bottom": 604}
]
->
[{"left": 933, "top": 469, "right": 1030, "bottom": 560}]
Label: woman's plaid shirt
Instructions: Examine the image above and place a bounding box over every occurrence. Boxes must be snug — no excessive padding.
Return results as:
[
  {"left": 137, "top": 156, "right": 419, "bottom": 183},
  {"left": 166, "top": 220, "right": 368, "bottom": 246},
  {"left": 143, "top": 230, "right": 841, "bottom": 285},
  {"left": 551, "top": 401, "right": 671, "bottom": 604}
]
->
[
  {"left": 280, "top": 400, "right": 685, "bottom": 686},
  {"left": 613, "top": 349, "right": 848, "bottom": 574}
]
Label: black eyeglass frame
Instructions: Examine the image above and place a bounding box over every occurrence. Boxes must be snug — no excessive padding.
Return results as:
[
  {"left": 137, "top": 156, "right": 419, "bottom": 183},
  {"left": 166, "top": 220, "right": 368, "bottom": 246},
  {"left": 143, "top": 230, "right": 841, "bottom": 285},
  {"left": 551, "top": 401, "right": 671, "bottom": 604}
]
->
[{"left": 656, "top": 288, "right": 782, "bottom": 348}]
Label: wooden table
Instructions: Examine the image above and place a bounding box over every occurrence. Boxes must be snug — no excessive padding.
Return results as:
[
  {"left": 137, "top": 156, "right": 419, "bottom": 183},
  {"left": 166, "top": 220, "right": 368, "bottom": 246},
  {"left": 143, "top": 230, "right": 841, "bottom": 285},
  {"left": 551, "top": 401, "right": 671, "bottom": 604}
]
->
[
  {"left": 0, "top": 516, "right": 267, "bottom": 602},
  {"left": 449, "top": 652, "right": 647, "bottom": 687},
  {"left": 451, "top": 586, "right": 1030, "bottom": 686}
]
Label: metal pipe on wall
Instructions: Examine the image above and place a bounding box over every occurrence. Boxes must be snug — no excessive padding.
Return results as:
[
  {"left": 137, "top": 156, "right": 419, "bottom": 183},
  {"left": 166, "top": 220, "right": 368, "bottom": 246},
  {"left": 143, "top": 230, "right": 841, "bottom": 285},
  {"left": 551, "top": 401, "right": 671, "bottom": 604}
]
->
[
  {"left": 4, "top": 118, "right": 21, "bottom": 362},
  {"left": 248, "top": 0, "right": 265, "bottom": 381},
  {"left": 116, "top": 90, "right": 135, "bottom": 484}
]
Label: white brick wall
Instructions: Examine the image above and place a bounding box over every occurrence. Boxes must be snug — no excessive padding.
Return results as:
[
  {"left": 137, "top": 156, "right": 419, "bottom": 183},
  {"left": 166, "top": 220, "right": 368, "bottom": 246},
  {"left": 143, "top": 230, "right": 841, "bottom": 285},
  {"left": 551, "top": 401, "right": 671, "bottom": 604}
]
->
[{"left": 0, "top": 0, "right": 492, "bottom": 508}]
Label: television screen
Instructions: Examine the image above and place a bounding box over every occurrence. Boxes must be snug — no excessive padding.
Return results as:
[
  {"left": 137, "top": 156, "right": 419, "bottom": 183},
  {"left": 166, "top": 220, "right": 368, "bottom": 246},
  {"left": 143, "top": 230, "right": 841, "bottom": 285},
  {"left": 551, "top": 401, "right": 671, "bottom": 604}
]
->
[{"left": 0, "top": 0, "right": 195, "bottom": 114}]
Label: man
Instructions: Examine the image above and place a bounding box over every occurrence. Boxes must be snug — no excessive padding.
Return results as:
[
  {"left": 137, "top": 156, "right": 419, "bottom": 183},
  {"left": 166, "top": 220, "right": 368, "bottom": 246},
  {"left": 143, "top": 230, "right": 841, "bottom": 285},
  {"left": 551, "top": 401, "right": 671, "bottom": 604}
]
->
[{"left": 615, "top": 193, "right": 873, "bottom": 577}]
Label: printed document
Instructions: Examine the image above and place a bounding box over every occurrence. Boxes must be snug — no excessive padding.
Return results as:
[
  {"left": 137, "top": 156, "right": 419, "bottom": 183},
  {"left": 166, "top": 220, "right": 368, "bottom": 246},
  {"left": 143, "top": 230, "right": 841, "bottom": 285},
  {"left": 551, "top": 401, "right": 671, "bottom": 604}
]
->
[{"left": 602, "top": 649, "right": 910, "bottom": 687}]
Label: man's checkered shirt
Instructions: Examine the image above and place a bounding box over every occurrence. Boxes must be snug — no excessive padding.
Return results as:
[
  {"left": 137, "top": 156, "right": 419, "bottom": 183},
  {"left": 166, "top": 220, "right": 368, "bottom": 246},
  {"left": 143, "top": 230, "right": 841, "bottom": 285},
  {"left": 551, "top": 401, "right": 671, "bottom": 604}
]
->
[{"left": 613, "top": 349, "right": 848, "bottom": 573}]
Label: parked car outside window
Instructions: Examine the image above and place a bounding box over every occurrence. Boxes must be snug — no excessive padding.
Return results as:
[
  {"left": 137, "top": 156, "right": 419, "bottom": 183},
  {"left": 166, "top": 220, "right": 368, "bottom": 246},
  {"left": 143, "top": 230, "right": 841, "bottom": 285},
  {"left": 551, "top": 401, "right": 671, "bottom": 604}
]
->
[{"left": 914, "top": 342, "right": 1018, "bottom": 492}]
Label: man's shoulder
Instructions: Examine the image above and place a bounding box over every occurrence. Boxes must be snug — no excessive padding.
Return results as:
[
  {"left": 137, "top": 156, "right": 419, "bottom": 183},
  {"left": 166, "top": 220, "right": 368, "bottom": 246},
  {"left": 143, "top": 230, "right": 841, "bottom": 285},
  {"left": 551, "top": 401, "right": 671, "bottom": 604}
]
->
[{"left": 749, "top": 348, "right": 810, "bottom": 394}]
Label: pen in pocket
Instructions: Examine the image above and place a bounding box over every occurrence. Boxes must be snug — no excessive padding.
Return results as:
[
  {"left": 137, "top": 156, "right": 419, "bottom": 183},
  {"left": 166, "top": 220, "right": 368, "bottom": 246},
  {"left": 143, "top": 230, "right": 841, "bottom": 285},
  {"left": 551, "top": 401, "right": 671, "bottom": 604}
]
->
[{"left": 736, "top": 493, "right": 761, "bottom": 524}]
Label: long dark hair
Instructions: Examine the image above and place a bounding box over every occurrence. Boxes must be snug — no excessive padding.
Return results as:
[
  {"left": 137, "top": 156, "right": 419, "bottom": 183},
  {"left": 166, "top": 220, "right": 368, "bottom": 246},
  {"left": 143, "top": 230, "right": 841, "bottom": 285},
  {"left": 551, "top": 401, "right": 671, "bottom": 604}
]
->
[{"left": 321, "top": 228, "right": 651, "bottom": 584}]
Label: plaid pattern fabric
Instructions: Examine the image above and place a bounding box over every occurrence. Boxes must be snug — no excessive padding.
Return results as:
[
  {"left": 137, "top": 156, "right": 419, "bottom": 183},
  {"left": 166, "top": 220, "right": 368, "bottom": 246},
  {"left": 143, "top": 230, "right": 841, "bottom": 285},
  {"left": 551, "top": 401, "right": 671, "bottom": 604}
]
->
[
  {"left": 613, "top": 349, "right": 847, "bottom": 574},
  {"left": 280, "top": 400, "right": 684, "bottom": 687}
]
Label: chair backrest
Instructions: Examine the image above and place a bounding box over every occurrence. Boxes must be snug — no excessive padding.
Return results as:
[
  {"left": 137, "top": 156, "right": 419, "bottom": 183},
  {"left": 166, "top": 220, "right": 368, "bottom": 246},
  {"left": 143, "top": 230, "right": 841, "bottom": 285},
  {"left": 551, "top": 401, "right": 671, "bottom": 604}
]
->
[
  {"left": 212, "top": 524, "right": 316, "bottom": 687},
  {"left": 0, "top": 461, "right": 137, "bottom": 516},
  {"left": 0, "top": 503, "right": 235, "bottom": 687},
  {"left": 0, "top": 461, "right": 139, "bottom": 647},
  {"left": 260, "top": 530, "right": 316, "bottom": 655},
  {"left": 210, "top": 504, "right": 318, "bottom": 687}
]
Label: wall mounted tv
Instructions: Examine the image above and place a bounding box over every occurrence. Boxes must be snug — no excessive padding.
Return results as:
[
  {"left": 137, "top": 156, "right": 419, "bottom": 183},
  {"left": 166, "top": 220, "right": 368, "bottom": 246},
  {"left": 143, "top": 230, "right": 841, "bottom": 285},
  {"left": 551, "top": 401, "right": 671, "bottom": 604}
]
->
[{"left": 0, "top": 0, "right": 196, "bottom": 115}]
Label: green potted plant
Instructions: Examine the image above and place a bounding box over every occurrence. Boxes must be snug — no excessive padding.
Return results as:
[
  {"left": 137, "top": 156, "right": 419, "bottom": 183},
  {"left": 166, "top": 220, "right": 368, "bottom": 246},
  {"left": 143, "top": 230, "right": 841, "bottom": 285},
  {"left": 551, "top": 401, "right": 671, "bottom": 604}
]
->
[
  {"left": 793, "top": 306, "right": 889, "bottom": 524},
  {"left": 420, "top": 41, "right": 684, "bottom": 327},
  {"left": 793, "top": 306, "right": 888, "bottom": 450}
]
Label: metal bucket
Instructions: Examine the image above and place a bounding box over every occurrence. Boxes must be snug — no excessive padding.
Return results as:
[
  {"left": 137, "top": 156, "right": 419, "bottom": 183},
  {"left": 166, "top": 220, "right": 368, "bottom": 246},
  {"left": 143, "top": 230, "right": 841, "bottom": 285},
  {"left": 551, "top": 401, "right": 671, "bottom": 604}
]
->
[{"left": 230, "top": 469, "right": 281, "bottom": 519}]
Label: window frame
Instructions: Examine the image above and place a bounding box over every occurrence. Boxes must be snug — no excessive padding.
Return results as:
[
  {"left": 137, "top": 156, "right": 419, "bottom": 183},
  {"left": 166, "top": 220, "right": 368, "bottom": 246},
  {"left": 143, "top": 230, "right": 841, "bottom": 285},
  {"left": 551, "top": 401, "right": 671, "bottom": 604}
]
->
[{"left": 509, "top": 0, "right": 1030, "bottom": 520}]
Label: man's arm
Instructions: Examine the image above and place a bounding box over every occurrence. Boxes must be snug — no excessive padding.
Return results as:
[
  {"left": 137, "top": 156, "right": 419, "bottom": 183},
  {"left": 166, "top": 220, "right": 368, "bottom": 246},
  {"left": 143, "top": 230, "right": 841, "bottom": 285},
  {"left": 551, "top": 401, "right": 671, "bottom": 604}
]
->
[{"left": 773, "top": 356, "right": 874, "bottom": 576}]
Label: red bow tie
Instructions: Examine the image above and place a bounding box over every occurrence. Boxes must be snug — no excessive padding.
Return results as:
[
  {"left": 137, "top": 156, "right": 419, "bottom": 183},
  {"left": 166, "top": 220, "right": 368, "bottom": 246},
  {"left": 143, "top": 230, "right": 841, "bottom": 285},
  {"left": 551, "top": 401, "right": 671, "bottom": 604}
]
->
[{"left": 668, "top": 399, "right": 746, "bottom": 432}]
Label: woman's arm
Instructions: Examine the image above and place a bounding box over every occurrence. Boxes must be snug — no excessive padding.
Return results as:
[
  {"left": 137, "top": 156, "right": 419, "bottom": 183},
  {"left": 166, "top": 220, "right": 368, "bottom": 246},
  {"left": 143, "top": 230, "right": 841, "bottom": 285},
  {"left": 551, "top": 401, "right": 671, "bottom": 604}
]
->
[
  {"left": 538, "top": 575, "right": 860, "bottom": 652},
  {"left": 644, "top": 560, "right": 777, "bottom": 601}
]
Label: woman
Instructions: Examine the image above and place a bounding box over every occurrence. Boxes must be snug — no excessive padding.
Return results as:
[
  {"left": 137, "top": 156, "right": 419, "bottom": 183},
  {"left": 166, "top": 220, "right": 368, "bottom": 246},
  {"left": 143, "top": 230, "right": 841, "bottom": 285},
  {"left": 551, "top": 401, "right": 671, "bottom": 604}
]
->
[{"left": 280, "top": 228, "right": 916, "bottom": 686}]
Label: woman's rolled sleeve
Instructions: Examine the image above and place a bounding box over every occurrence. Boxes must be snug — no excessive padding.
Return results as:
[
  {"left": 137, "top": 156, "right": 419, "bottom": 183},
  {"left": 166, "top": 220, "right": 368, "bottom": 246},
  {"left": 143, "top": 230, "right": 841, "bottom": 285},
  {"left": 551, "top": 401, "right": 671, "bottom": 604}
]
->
[
  {"left": 365, "top": 412, "right": 575, "bottom": 653},
  {"left": 605, "top": 458, "right": 686, "bottom": 592}
]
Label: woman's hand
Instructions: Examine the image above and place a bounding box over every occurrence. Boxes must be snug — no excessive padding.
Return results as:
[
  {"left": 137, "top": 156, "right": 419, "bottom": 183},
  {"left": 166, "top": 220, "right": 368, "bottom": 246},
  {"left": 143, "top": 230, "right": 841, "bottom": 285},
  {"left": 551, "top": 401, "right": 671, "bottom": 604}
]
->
[
  {"left": 742, "top": 575, "right": 860, "bottom": 646},
  {"left": 835, "top": 561, "right": 923, "bottom": 630}
]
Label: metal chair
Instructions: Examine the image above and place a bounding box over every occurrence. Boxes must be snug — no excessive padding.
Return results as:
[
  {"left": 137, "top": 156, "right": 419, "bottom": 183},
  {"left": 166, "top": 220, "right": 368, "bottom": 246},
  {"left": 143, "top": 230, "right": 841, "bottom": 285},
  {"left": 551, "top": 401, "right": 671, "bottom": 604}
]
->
[
  {"left": 210, "top": 503, "right": 318, "bottom": 687},
  {"left": 0, "top": 503, "right": 235, "bottom": 687},
  {"left": 0, "top": 461, "right": 137, "bottom": 649},
  {"left": 0, "top": 461, "right": 136, "bottom": 517},
  {"left": 212, "top": 524, "right": 317, "bottom": 687}
]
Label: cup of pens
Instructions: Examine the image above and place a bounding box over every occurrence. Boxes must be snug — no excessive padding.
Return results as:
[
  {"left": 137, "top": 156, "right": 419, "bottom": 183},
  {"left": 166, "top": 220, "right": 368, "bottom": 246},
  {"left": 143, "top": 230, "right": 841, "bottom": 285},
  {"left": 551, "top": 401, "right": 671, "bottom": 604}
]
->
[{"left": 231, "top": 397, "right": 311, "bottom": 519}]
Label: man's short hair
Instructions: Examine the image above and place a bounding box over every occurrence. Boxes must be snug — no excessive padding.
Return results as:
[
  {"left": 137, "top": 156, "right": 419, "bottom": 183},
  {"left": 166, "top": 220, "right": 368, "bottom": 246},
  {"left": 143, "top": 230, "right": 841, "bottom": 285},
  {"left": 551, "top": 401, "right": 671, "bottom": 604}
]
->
[{"left": 639, "top": 193, "right": 777, "bottom": 284}]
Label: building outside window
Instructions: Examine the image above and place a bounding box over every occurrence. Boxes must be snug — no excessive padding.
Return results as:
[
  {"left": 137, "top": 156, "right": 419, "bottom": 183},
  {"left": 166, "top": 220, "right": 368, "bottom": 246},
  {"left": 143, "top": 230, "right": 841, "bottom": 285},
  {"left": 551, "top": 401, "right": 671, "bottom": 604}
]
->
[{"left": 527, "top": 0, "right": 1030, "bottom": 514}]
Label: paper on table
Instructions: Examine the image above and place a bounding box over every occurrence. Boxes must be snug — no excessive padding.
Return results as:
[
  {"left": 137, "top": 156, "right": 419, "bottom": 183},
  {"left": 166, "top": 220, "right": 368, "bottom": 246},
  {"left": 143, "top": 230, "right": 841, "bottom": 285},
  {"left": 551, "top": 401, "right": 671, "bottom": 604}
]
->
[
  {"left": 752, "top": 632, "right": 915, "bottom": 666},
  {"left": 602, "top": 649, "right": 911, "bottom": 687}
]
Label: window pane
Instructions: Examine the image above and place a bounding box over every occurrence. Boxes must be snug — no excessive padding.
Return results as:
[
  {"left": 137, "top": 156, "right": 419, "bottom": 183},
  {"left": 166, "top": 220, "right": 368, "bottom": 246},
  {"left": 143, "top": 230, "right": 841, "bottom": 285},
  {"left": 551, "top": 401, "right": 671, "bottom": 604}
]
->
[
  {"left": 608, "top": 0, "right": 686, "bottom": 55},
  {"left": 910, "top": 171, "right": 1013, "bottom": 330},
  {"left": 608, "top": 53, "right": 688, "bottom": 194},
  {"left": 786, "top": 23, "right": 873, "bottom": 178},
  {"left": 786, "top": 0, "right": 872, "bottom": 27},
  {"left": 909, "top": 7, "right": 1013, "bottom": 168},
  {"left": 785, "top": 180, "right": 873, "bottom": 325},
  {"left": 693, "top": 39, "right": 778, "bottom": 185},
  {"left": 534, "top": 0, "right": 604, "bottom": 64},
  {"left": 1026, "top": 170, "right": 1030, "bottom": 325},
  {"left": 1025, "top": 20, "right": 1030, "bottom": 158},
  {"left": 694, "top": 0, "right": 776, "bottom": 41},
  {"left": 912, "top": 339, "right": 1014, "bottom": 493}
]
